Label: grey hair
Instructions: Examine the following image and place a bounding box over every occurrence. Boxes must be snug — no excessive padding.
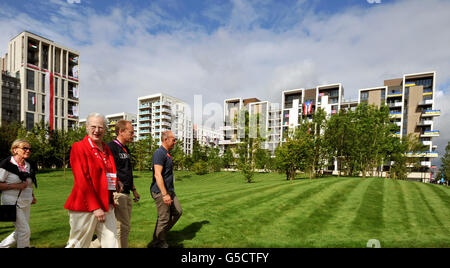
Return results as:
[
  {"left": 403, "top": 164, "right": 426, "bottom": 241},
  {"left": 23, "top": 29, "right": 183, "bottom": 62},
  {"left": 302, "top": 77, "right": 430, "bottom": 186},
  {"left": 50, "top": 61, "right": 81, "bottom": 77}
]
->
[
  {"left": 161, "top": 130, "right": 172, "bottom": 142},
  {"left": 86, "top": 112, "right": 107, "bottom": 128}
]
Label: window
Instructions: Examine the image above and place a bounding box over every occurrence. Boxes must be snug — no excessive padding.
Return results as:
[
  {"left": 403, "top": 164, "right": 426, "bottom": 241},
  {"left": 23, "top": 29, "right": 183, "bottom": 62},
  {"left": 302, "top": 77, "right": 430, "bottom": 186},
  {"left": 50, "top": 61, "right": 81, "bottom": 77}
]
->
[
  {"left": 41, "top": 74, "right": 46, "bottom": 93},
  {"left": 26, "top": 113, "right": 34, "bottom": 131},
  {"left": 54, "top": 78, "right": 58, "bottom": 96},
  {"left": 28, "top": 92, "right": 36, "bottom": 112},
  {"left": 27, "top": 69, "right": 34, "bottom": 90},
  {"left": 61, "top": 80, "right": 65, "bottom": 97},
  {"left": 360, "top": 92, "right": 368, "bottom": 101},
  {"left": 55, "top": 98, "right": 58, "bottom": 116}
]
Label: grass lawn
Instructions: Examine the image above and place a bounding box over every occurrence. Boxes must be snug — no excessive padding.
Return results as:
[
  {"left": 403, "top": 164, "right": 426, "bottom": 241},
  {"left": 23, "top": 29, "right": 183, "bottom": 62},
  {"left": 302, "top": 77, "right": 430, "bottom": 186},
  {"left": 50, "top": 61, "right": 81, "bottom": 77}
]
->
[{"left": 1, "top": 170, "right": 449, "bottom": 248}]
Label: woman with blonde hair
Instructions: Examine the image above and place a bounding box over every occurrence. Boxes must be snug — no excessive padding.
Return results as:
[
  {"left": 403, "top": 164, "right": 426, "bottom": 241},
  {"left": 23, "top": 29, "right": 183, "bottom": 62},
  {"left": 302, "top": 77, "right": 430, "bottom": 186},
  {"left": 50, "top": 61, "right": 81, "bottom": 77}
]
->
[{"left": 0, "top": 139, "right": 37, "bottom": 248}]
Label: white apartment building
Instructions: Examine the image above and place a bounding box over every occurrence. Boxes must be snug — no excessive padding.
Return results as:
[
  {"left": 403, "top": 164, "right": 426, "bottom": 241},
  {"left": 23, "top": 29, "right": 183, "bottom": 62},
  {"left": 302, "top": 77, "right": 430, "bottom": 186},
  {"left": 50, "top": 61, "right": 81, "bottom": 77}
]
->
[
  {"left": 1, "top": 31, "right": 80, "bottom": 130},
  {"left": 280, "top": 84, "right": 344, "bottom": 141},
  {"left": 193, "top": 124, "right": 223, "bottom": 148},
  {"left": 137, "top": 93, "right": 193, "bottom": 154},
  {"left": 248, "top": 101, "right": 281, "bottom": 155},
  {"left": 220, "top": 97, "right": 260, "bottom": 151}
]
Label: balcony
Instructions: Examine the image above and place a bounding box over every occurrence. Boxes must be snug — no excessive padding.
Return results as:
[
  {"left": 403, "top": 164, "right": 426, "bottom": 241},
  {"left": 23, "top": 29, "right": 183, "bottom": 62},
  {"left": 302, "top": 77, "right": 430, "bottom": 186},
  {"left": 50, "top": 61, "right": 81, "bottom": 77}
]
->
[
  {"left": 139, "top": 116, "right": 151, "bottom": 121},
  {"left": 422, "top": 140, "right": 432, "bottom": 146},
  {"left": 422, "top": 110, "right": 440, "bottom": 117},
  {"left": 421, "top": 131, "right": 440, "bottom": 138},
  {"left": 387, "top": 92, "right": 402, "bottom": 98},
  {"left": 139, "top": 104, "right": 151, "bottom": 109},
  {"left": 423, "top": 90, "right": 433, "bottom": 96},
  {"left": 421, "top": 161, "right": 432, "bottom": 167},
  {"left": 418, "top": 99, "right": 433, "bottom": 106},
  {"left": 405, "top": 152, "right": 438, "bottom": 158},
  {"left": 139, "top": 110, "right": 151, "bottom": 115},
  {"left": 389, "top": 112, "right": 402, "bottom": 119},
  {"left": 161, "top": 115, "right": 171, "bottom": 120},
  {"left": 161, "top": 121, "right": 171, "bottom": 126},
  {"left": 388, "top": 102, "right": 403, "bottom": 108},
  {"left": 161, "top": 108, "right": 171, "bottom": 114},
  {"left": 417, "top": 120, "right": 433, "bottom": 126}
]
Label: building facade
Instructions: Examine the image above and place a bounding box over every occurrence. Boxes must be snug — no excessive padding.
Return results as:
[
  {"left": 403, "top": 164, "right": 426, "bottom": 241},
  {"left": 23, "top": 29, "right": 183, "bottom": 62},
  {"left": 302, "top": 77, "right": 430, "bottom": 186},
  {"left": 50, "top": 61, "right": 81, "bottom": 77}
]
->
[
  {"left": 248, "top": 101, "right": 281, "bottom": 155},
  {"left": 220, "top": 97, "right": 260, "bottom": 152},
  {"left": 0, "top": 72, "right": 21, "bottom": 125},
  {"left": 1, "top": 31, "right": 80, "bottom": 130},
  {"left": 359, "top": 71, "right": 439, "bottom": 178},
  {"left": 137, "top": 93, "right": 193, "bottom": 154},
  {"left": 223, "top": 71, "right": 440, "bottom": 179},
  {"left": 193, "top": 124, "right": 223, "bottom": 148}
]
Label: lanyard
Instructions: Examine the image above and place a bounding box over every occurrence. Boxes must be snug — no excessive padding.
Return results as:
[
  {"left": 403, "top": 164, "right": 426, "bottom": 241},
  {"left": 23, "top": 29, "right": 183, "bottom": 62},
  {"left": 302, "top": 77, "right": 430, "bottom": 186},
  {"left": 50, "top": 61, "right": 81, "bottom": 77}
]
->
[
  {"left": 113, "top": 139, "right": 129, "bottom": 154},
  {"left": 12, "top": 157, "right": 27, "bottom": 172},
  {"left": 87, "top": 137, "right": 113, "bottom": 173}
]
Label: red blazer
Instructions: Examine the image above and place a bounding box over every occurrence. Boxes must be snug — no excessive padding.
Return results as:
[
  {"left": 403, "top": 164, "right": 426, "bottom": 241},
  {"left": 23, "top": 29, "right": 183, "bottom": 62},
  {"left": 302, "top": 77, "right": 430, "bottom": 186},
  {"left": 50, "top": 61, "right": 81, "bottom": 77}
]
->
[{"left": 64, "top": 136, "right": 117, "bottom": 212}]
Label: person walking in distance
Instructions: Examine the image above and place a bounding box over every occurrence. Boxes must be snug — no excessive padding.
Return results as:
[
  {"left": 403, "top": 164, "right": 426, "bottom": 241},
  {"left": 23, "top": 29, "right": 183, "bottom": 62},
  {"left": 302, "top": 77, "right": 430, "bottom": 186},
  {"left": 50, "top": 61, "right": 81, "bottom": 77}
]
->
[{"left": 149, "top": 130, "right": 182, "bottom": 248}]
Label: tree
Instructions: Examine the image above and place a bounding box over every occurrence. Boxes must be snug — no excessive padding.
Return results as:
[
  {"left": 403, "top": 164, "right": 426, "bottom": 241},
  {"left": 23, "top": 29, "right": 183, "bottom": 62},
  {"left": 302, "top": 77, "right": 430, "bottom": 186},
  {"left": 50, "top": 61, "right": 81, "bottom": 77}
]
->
[
  {"left": 171, "top": 141, "right": 186, "bottom": 171},
  {"left": 129, "top": 135, "right": 158, "bottom": 172},
  {"left": 0, "top": 121, "right": 23, "bottom": 160},
  {"left": 440, "top": 142, "right": 450, "bottom": 180},
  {"left": 222, "top": 149, "right": 235, "bottom": 169},
  {"left": 207, "top": 146, "right": 223, "bottom": 172}
]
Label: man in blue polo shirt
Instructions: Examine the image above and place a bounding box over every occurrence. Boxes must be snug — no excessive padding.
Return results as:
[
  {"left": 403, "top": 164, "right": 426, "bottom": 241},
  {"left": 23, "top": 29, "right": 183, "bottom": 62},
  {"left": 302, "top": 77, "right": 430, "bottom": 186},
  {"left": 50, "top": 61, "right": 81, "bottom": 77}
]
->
[{"left": 149, "top": 130, "right": 182, "bottom": 248}]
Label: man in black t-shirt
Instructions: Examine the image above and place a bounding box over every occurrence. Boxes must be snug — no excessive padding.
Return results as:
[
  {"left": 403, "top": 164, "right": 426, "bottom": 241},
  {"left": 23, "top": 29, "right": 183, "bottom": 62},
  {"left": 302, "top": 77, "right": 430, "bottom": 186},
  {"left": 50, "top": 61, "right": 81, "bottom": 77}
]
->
[
  {"left": 108, "top": 120, "right": 140, "bottom": 248},
  {"left": 149, "top": 130, "right": 182, "bottom": 248}
]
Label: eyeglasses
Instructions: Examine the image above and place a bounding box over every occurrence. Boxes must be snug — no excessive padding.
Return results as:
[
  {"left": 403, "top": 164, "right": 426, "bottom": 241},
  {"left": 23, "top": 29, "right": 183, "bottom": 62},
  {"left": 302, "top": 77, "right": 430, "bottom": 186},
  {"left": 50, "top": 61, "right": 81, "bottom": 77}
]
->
[
  {"left": 88, "top": 126, "right": 105, "bottom": 131},
  {"left": 20, "top": 147, "right": 32, "bottom": 151}
]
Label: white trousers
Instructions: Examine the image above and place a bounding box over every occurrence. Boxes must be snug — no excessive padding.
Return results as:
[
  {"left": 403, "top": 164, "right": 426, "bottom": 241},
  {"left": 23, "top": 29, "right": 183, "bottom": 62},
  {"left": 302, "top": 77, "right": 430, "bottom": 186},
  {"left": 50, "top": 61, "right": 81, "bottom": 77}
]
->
[
  {"left": 0, "top": 205, "right": 31, "bottom": 248},
  {"left": 66, "top": 205, "right": 118, "bottom": 248}
]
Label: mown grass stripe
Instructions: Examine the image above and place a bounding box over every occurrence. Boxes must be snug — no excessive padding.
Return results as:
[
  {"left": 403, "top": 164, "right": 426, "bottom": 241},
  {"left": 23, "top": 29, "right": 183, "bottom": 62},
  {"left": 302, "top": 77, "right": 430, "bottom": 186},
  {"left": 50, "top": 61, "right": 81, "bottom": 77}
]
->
[
  {"left": 289, "top": 177, "right": 365, "bottom": 246},
  {"left": 247, "top": 178, "right": 357, "bottom": 247},
  {"left": 423, "top": 183, "right": 450, "bottom": 208},
  {"left": 350, "top": 178, "right": 385, "bottom": 239},
  {"left": 190, "top": 178, "right": 346, "bottom": 247},
  {"left": 410, "top": 183, "right": 450, "bottom": 234},
  {"left": 383, "top": 179, "right": 414, "bottom": 238}
]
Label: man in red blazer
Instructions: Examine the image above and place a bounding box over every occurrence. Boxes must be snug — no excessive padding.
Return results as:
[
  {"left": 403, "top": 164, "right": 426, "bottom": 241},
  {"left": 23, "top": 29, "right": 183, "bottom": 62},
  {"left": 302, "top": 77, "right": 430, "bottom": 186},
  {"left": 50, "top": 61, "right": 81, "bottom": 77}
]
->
[{"left": 65, "top": 113, "right": 119, "bottom": 248}]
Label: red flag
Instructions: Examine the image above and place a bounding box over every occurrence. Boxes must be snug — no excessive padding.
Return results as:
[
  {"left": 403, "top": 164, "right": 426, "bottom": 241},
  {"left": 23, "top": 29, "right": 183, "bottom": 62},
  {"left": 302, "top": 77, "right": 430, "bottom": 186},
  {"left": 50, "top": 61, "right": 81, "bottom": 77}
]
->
[{"left": 45, "top": 72, "right": 54, "bottom": 130}]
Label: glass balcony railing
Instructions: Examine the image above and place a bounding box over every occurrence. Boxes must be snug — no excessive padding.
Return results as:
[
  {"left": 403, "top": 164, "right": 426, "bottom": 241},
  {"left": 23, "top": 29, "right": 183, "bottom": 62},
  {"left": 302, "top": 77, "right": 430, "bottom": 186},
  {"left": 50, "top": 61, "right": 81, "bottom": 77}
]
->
[
  {"left": 421, "top": 130, "right": 440, "bottom": 137},
  {"left": 387, "top": 92, "right": 403, "bottom": 97},
  {"left": 422, "top": 110, "right": 440, "bottom": 117},
  {"left": 405, "top": 151, "right": 438, "bottom": 158}
]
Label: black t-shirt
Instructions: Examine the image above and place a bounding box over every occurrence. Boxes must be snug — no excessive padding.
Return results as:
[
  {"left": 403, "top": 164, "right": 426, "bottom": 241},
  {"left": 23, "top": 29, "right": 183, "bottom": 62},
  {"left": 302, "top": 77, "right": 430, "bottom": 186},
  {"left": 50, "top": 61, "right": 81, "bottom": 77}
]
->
[
  {"left": 151, "top": 146, "right": 174, "bottom": 194},
  {"left": 107, "top": 139, "right": 134, "bottom": 194}
]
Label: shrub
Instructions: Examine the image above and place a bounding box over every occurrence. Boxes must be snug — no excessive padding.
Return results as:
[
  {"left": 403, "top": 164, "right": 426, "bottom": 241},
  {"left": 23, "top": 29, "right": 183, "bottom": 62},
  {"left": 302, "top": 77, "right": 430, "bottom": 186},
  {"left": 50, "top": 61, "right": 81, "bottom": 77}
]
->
[{"left": 193, "top": 160, "right": 209, "bottom": 175}]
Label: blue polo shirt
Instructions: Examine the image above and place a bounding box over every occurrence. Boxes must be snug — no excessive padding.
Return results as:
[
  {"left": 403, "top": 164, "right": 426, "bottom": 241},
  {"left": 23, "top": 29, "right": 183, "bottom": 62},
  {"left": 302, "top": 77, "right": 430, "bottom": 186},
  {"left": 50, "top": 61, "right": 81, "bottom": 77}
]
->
[{"left": 150, "top": 146, "right": 174, "bottom": 194}]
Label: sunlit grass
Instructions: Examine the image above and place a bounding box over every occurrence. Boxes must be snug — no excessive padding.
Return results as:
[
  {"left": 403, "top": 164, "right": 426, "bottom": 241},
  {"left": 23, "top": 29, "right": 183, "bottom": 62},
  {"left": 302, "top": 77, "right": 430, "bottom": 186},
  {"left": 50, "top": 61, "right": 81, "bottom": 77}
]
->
[{"left": 1, "top": 170, "right": 449, "bottom": 248}]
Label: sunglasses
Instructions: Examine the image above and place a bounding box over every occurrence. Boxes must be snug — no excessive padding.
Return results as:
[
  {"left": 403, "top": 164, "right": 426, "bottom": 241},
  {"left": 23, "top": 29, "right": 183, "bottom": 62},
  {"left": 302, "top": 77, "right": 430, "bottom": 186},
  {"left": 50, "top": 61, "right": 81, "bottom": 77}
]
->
[{"left": 20, "top": 147, "right": 32, "bottom": 151}]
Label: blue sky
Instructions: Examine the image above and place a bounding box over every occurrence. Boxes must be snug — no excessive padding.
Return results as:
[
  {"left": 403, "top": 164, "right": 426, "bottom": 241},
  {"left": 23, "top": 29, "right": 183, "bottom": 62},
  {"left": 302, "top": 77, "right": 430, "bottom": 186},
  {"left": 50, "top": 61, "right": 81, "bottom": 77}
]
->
[{"left": 0, "top": 0, "right": 449, "bottom": 164}]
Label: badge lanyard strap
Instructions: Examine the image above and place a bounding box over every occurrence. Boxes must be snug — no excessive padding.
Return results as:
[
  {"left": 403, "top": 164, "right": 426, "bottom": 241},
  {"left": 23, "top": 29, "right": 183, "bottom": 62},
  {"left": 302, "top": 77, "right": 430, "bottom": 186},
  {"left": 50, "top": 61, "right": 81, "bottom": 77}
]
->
[
  {"left": 113, "top": 139, "right": 129, "bottom": 155},
  {"left": 88, "top": 137, "right": 113, "bottom": 173}
]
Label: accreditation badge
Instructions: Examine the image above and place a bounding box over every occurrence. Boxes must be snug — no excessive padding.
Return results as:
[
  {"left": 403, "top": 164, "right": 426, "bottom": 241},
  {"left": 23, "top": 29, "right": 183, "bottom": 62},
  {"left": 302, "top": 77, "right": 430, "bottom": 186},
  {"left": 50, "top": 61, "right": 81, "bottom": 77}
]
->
[{"left": 106, "top": 173, "right": 117, "bottom": 191}]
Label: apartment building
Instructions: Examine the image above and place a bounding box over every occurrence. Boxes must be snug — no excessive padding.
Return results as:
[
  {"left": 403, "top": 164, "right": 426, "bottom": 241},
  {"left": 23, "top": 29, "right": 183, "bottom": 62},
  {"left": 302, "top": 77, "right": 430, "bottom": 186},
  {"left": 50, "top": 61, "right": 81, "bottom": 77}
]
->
[
  {"left": 280, "top": 84, "right": 344, "bottom": 140},
  {"left": 0, "top": 72, "right": 21, "bottom": 125},
  {"left": 358, "top": 71, "right": 440, "bottom": 179},
  {"left": 220, "top": 97, "right": 260, "bottom": 151},
  {"left": 137, "top": 93, "right": 193, "bottom": 154},
  {"left": 1, "top": 31, "right": 80, "bottom": 130},
  {"left": 248, "top": 101, "right": 281, "bottom": 154},
  {"left": 193, "top": 124, "right": 223, "bottom": 148},
  {"left": 104, "top": 112, "right": 137, "bottom": 139}
]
